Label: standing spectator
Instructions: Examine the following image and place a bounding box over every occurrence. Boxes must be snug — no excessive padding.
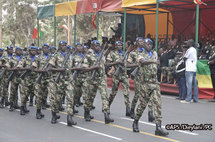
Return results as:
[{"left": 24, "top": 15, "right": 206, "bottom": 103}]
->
[
  {"left": 175, "top": 51, "right": 187, "bottom": 100},
  {"left": 208, "top": 46, "right": 215, "bottom": 102},
  {"left": 181, "top": 39, "right": 198, "bottom": 103}
]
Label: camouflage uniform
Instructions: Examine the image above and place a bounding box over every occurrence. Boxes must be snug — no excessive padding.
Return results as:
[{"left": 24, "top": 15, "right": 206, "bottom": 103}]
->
[
  {"left": 127, "top": 50, "right": 153, "bottom": 112},
  {"left": 70, "top": 53, "right": 90, "bottom": 112},
  {"left": 7, "top": 55, "right": 23, "bottom": 104},
  {"left": 49, "top": 52, "right": 74, "bottom": 115},
  {"left": 34, "top": 53, "right": 50, "bottom": 110},
  {"left": 106, "top": 50, "right": 130, "bottom": 108},
  {"left": 134, "top": 51, "right": 162, "bottom": 124},
  {"left": 87, "top": 52, "right": 110, "bottom": 113},
  {"left": 19, "top": 56, "right": 38, "bottom": 107},
  {"left": 0, "top": 54, "right": 13, "bottom": 106},
  {"left": 0, "top": 54, "right": 7, "bottom": 100}
]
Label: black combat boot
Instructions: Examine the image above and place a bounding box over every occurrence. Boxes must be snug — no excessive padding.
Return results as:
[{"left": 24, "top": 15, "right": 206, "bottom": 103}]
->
[
  {"left": 130, "top": 108, "right": 135, "bottom": 119},
  {"left": 5, "top": 98, "right": 9, "bottom": 107},
  {"left": 148, "top": 111, "right": 155, "bottom": 122},
  {"left": 132, "top": 120, "right": 139, "bottom": 132},
  {"left": 62, "top": 95, "right": 65, "bottom": 104},
  {"left": 126, "top": 106, "right": 131, "bottom": 117},
  {"left": 155, "top": 122, "right": 169, "bottom": 136},
  {"left": 84, "top": 110, "right": 91, "bottom": 121},
  {"left": 20, "top": 106, "right": 25, "bottom": 115},
  {"left": 104, "top": 113, "right": 114, "bottom": 124},
  {"left": 24, "top": 105, "right": 29, "bottom": 113},
  {"left": 51, "top": 111, "right": 60, "bottom": 124},
  {"left": 67, "top": 115, "right": 77, "bottom": 126},
  {"left": 36, "top": 109, "right": 44, "bottom": 119},
  {"left": 9, "top": 102, "right": 14, "bottom": 112},
  {"left": 0, "top": 98, "right": 4, "bottom": 108},
  {"left": 13, "top": 100, "right": 20, "bottom": 109},
  {"left": 29, "top": 98, "right": 33, "bottom": 106}
]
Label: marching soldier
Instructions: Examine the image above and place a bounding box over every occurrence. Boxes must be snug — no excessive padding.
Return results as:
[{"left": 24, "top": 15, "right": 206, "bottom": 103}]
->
[
  {"left": 7, "top": 47, "right": 23, "bottom": 111},
  {"left": 48, "top": 40, "right": 76, "bottom": 126},
  {"left": 132, "top": 39, "right": 169, "bottom": 136},
  {"left": 87, "top": 40, "right": 114, "bottom": 124},
  {"left": 0, "top": 48, "right": 6, "bottom": 108},
  {"left": 127, "top": 37, "right": 155, "bottom": 122},
  {"left": 106, "top": 41, "right": 131, "bottom": 116},
  {"left": 19, "top": 46, "right": 38, "bottom": 115}
]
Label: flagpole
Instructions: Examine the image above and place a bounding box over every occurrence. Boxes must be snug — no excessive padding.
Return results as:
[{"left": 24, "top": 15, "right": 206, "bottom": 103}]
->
[
  {"left": 37, "top": 7, "right": 40, "bottom": 47},
  {"left": 54, "top": 0, "right": 56, "bottom": 47},
  {"left": 73, "top": 15, "right": 76, "bottom": 47},
  {"left": 155, "top": 0, "right": 159, "bottom": 53},
  {"left": 68, "top": 0, "right": 71, "bottom": 45},
  {"left": 195, "top": 3, "right": 199, "bottom": 44},
  {"left": 96, "top": 9, "right": 99, "bottom": 40},
  {"left": 123, "top": 7, "right": 127, "bottom": 53}
]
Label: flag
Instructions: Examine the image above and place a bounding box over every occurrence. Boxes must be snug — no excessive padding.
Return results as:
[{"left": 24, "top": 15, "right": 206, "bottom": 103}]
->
[
  {"left": 33, "top": 28, "right": 37, "bottom": 39},
  {"left": 61, "top": 25, "right": 69, "bottom": 31},
  {"left": 91, "top": 12, "right": 97, "bottom": 29},
  {"left": 32, "top": 28, "right": 44, "bottom": 39}
]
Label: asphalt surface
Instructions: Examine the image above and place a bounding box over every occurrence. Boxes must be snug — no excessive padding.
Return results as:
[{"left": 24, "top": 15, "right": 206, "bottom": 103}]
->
[{"left": 0, "top": 88, "right": 215, "bottom": 142}]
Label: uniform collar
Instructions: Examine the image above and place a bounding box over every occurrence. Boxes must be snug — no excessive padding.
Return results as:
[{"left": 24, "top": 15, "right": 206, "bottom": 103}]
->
[
  {"left": 61, "top": 51, "right": 66, "bottom": 58},
  {"left": 118, "top": 50, "right": 123, "bottom": 56},
  {"left": 16, "top": 55, "right": 22, "bottom": 61},
  {"left": 77, "top": 53, "right": 83, "bottom": 58},
  {"left": 30, "top": 55, "right": 36, "bottom": 61},
  {"left": 94, "top": 51, "right": 100, "bottom": 57}
]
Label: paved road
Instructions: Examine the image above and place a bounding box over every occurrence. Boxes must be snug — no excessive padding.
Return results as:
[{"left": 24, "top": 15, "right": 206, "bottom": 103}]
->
[{"left": 0, "top": 89, "right": 215, "bottom": 142}]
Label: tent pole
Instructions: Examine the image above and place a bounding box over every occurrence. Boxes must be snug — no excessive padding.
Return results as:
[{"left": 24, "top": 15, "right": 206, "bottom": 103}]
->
[
  {"left": 37, "top": 18, "right": 39, "bottom": 47},
  {"left": 195, "top": 4, "right": 199, "bottom": 44},
  {"left": 123, "top": 8, "right": 127, "bottom": 53},
  {"left": 73, "top": 15, "right": 76, "bottom": 47},
  {"left": 166, "top": 12, "right": 169, "bottom": 41},
  {"left": 155, "top": 0, "right": 159, "bottom": 53},
  {"left": 96, "top": 10, "right": 99, "bottom": 40}
]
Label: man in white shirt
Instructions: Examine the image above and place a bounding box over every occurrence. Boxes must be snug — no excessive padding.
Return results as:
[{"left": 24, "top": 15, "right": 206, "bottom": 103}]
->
[{"left": 181, "top": 39, "right": 199, "bottom": 103}]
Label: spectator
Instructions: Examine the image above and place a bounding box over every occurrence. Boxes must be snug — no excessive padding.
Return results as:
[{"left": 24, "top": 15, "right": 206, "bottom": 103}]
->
[
  {"left": 181, "top": 39, "right": 198, "bottom": 103},
  {"left": 176, "top": 51, "right": 187, "bottom": 100}
]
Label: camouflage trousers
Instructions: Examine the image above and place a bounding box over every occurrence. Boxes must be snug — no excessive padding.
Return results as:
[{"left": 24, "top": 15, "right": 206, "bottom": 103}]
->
[
  {"left": 109, "top": 75, "right": 130, "bottom": 108},
  {"left": 131, "top": 78, "right": 153, "bottom": 112},
  {"left": 72, "top": 78, "right": 89, "bottom": 111},
  {"left": 88, "top": 77, "right": 110, "bottom": 113},
  {"left": 0, "top": 76, "right": 9, "bottom": 100},
  {"left": 58, "top": 79, "right": 74, "bottom": 115},
  {"left": 135, "top": 83, "right": 162, "bottom": 124},
  {"left": 20, "top": 80, "right": 35, "bottom": 106},
  {"left": 34, "top": 80, "right": 48, "bottom": 110},
  {"left": 48, "top": 79, "right": 61, "bottom": 113},
  {"left": 10, "top": 78, "right": 20, "bottom": 103}
]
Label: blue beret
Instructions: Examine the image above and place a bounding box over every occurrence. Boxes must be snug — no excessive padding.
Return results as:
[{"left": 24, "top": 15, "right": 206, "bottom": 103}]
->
[
  {"left": 66, "top": 45, "right": 71, "bottom": 49},
  {"left": 38, "top": 47, "right": 42, "bottom": 50},
  {"left": 71, "top": 47, "right": 75, "bottom": 50},
  {"left": 16, "top": 47, "right": 23, "bottom": 50},
  {"left": 115, "top": 41, "right": 123, "bottom": 45},
  {"left": 51, "top": 46, "right": 56, "bottom": 49},
  {"left": 7, "top": 46, "right": 13, "bottom": 49},
  {"left": 76, "top": 42, "right": 82, "bottom": 46},
  {"left": 59, "top": 40, "right": 67, "bottom": 45},
  {"left": 144, "top": 38, "right": 153, "bottom": 44},
  {"left": 136, "top": 37, "right": 144, "bottom": 42},
  {"left": 92, "top": 40, "right": 100, "bottom": 46},
  {"left": 0, "top": 48, "right": 3, "bottom": 51},
  {"left": 42, "top": 43, "right": 49, "bottom": 47},
  {"left": 29, "top": 46, "right": 37, "bottom": 50}
]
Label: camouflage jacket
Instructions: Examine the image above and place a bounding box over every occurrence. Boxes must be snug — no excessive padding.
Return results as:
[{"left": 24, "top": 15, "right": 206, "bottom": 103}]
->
[
  {"left": 70, "top": 53, "right": 90, "bottom": 79},
  {"left": 106, "top": 50, "right": 127, "bottom": 76},
  {"left": 139, "top": 51, "right": 158, "bottom": 84},
  {"left": 49, "top": 51, "right": 71, "bottom": 81}
]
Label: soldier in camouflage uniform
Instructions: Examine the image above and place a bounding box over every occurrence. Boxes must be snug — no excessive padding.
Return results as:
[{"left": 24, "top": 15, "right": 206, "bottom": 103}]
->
[
  {"left": 0, "top": 46, "right": 14, "bottom": 108},
  {"left": 48, "top": 41, "right": 76, "bottom": 126},
  {"left": 19, "top": 46, "right": 38, "bottom": 115},
  {"left": 86, "top": 40, "right": 114, "bottom": 124},
  {"left": 127, "top": 37, "right": 155, "bottom": 122},
  {"left": 132, "top": 39, "right": 169, "bottom": 136},
  {"left": 33, "top": 44, "right": 50, "bottom": 119},
  {"left": 0, "top": 48, "right": 5, "bottom": 108},
  {"left": 6, "top": 47, "right": 23, "bottom": 112},
  {"left": 106, "top": 41, "right": 131, "bottom": 116}
]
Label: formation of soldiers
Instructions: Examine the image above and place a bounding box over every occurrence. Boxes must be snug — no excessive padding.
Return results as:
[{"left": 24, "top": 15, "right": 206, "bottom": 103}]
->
[{"left": 0, "top": 38, "right": 168, "bottom": 136}]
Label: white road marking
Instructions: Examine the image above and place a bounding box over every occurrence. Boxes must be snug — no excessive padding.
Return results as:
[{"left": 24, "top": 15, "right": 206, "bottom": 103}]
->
[
  {"left": 121, "top": 117, "right": 199, "bottom": 136},
  {"left": 59, "top": 122, "right": 122, "bottom": 141}
]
